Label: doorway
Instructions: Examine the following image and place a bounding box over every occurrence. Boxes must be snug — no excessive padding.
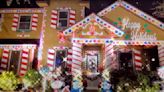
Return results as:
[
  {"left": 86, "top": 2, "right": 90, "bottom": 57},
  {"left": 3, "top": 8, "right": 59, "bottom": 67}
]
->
[{"left": 82, "top": 45, "right": 103, "bottom": 91}]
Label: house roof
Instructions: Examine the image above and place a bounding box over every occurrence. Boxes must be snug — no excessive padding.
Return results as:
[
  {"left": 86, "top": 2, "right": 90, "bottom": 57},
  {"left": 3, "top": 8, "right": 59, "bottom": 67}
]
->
[
  {"left": 97, "top": 1, "right": 164, "bottom": 30},
  {"left": 63, "top": 13, "right": 124, "bottom": 37}
]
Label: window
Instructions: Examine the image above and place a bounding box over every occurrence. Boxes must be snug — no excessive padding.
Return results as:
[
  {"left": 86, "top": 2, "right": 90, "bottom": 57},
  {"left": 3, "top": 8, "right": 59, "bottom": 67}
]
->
[
  {"left": 55, "top": 50, "right": 67, "bottom": 68},
  {"left": 58, "top": 11, "right": 69, "bottom": 28},
  {"left": 18, "top": 15, "right": 31, "bottom": 32},
  {"left": 8, "top": 51, "right": 21, "bottom": 74},
  {"left": 118, "top": 51, "right": 133, "bottom": 71}
]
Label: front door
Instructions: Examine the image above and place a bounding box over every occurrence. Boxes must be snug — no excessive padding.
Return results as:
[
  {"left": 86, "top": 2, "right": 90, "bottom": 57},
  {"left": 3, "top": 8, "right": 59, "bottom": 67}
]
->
[{"left": 82, "top": 45, "right": 103, "bottom": 91}]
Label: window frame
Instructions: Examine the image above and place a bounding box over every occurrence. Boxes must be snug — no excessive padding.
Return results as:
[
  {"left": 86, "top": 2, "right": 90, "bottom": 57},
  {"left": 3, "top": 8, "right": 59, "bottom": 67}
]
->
[
  {"left": 57, "top": 9, "right": 69, "bottom": 29},
  {"left": 17, "top": 15, "right": 32, "bottom": 32}
]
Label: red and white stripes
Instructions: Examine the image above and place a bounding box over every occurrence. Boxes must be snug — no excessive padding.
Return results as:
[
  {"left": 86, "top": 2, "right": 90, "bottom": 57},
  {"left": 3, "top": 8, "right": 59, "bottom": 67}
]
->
[
  {"left": 47, "top": 49, "right": 56, "bottom": 71},
  {"left": 72, "top": 43, "right": 82, "bottom": 76},
  {"left": 67, "top": 48, "right": 72, "bottom": 68},
  {"left": 31, "top": 14, "right": 38, "bottom": 31},
  {"left": 19, "top": 49, "right": 30, "bottom": 76},
  {"left": 51, "top": 10, "right": 58, "bottom": 29},
  {"left": 69, "top": 9, "right": 76, "bottom": 26},
  {"left": 0, "top": 49, "right": 10, "bottom": 72},
  {"left": 133, "top": 49, "right": 142, "bottom": 71},
  {"left": 158, "top": 46, "right": 164, "bottom": 66},
  {"left": 11, "top": 14, "right": 19, "bottom": 31},
  {"left": 105, "top": 44, "right": 114, "bottom": 68}
]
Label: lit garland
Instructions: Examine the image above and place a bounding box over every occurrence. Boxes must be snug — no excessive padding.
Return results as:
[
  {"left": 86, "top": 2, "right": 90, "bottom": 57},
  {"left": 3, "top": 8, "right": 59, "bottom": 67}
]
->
[
  {"left": 72, "top": 38, "right": 164, "bottom": 45},
  {"left": 0, "top": 8, "right": 44, "bottom": 13},
  {"left": 98, "top": 1, "right": 164, "bottom": 30},
  {"left": 38, "top": 8, "right": 46, "bottom": 68},
  {"left": 0, "top": 44, "right": 36, "bottom": 50},
  {"left": 63, "top": 14, "right": 124, "bottom": 37}
]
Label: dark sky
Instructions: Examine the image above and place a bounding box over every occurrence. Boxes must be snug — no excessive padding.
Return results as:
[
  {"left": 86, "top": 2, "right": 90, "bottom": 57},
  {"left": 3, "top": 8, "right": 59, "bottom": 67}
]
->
[
  {"left": 89, "top": 0, "right": 164, "bottom": 22},
  {"left": 0, "top": 0, "right": 163, "bottom": 22}
]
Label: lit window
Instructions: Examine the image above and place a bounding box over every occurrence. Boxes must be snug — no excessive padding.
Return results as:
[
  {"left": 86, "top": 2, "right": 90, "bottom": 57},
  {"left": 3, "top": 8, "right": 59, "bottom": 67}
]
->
[
  {"left": 54, "top": 50, "right": 67, "bottom": 68},
  {"left": 58, "top": 11, "right": 69, "bottom": 28},
  {"left": 18, "top": 15, "right": 31, "bottom": 32}
]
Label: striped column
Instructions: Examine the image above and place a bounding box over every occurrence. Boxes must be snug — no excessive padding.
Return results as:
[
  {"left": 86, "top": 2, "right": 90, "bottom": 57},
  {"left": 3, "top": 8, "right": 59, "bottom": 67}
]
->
[
  {"left": 67, "top": 48, "right": 72, "bottom": 68},
  {"left": 158, "top": 46, "right": 164, "bottom": 66},
  {"left": 11, "top": 14, "right": 19, "bottom": 31},
  {"left": 47, "top": 49, "right": 56, "bottom": 71},
  {"left": 19, "top": 49, "right": 30, "bottom": 76},
  {"left": 105, "top": 44, "right": 114, "bottom": 69},
  {"left": 72, "top": 43, "right": 82, "bottom": 76},
  {"left": 69, "top": 9, "right": 76, "bottom": 26},
  {"left": 51, "top": 10, "right": 58, "bottom": 29},
  {"left": 133, "top": 48, "right": 142, "bottom": 71},
  {"left": 31, "top": 14, "right": 38, "bottom": 31},
  {"left": 0, "top": 49, "right": 10, "bottom": 73}
]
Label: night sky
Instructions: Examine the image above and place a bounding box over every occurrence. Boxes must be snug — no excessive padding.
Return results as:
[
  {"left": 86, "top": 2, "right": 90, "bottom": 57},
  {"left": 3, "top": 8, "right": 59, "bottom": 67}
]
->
[
  {"left": 89, "top": 0, "right": 164, "bottom": 22},
  {"left": 0, "top": 0, "right": 163, "bottom": 22}
]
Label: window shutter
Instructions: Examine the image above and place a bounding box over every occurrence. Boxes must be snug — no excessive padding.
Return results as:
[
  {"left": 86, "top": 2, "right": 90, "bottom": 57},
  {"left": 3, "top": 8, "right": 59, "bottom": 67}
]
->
[
  {"left": 133, "top": 49, "right": 142, "bottom": 71},
  {"left": 158, "top": 46, "right": 164, "bottom": 66},
  {"left": 47, "top": 49, "right": 56, "bottom": 71},
  {"left": 31, "top": 14, "right": 38, "bottom": 31},
  {"left": 11, "top": 14, "right": 19, "bottom": 31},
  {"left": 69, "top": 9, "right": 76, "bottom": 26},
  {"left": 0, "top": 49, "right": 10, "bottom": 73},
  {"left": 19, "top": 49, "right": 30, "bottom": 76},
  {"left": 51, "top": 10, "right": 58, "bottom": 29}
]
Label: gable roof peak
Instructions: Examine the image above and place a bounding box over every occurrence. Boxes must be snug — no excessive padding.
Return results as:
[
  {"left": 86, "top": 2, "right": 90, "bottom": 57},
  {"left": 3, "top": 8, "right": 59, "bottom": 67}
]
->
[
  {"left": 63, "top": 13, "right": 124, "bottom": 37},
  {"left": 97, "top": 1, "right": 164, "bottom": 30}
]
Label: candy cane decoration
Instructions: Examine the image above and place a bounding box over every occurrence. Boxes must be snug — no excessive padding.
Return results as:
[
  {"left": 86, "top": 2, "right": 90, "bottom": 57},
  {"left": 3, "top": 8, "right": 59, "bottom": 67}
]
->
[
  {"left": 105, "top": 44, "right": 114, "bottom": 69},
  {"left": 47, "top": 49, "right": 56, "bottom": 71},
  {"left": 11, "top": 14, "right": 19, "bottom": 31},
  {"left": 67, "top": 48, "right": 72, "bottom": 68},
  {"left": 158, "top": 46, "right": 164, "bottom": 66},
  {"left": 19, "top": 49, "right": 30, "bottom": 76},
  {"left": 72, "top": 43, "right": 82, "bottom": 76},
  {"left": 133, "top": 48, "right": 142, "bottom": 71},
  {"left": 0, "top": 49, "right": 10, "bottom": 72}
]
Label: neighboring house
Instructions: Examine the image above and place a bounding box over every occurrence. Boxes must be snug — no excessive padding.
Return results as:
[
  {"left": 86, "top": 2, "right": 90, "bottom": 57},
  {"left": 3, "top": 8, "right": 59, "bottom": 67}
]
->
[{"left": 0, "top": 0, "right": 163, "bottom": 77}]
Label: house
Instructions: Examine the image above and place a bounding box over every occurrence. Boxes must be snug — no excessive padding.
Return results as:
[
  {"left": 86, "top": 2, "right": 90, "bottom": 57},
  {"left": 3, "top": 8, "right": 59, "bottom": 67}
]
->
[{"left": 0, "top": 0, "right": 163, "bottom": 79}]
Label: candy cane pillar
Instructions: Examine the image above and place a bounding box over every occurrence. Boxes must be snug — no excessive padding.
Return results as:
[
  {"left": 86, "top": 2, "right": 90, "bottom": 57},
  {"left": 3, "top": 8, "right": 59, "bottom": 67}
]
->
[
  {"left": 105, "top": 44, "right": 114, "bottom": 69},
  {"left": 158, "top": 45, "right": 164, "bottom": 67},
  {"left": 72, "top": 42, "right": 82, "bottom": 76}
]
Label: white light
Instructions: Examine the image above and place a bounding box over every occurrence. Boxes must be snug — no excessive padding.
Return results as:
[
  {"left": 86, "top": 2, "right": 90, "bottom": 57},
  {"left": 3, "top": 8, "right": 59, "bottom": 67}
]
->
[{"left": 152, "top": 58, "right": 155, "bottom": 61}]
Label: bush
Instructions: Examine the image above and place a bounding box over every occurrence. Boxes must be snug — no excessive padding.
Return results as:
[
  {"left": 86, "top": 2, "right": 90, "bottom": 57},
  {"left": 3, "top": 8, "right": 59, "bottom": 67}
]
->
[
  {"left": 22, "top": 69, "right": 42, "bottom": 88},
  {"left": 0, "top": 71, "right": 19, "bottom": 91}
]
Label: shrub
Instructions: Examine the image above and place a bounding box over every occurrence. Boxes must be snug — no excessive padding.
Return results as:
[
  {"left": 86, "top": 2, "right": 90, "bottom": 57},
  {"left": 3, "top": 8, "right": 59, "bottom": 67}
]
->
[{"left": 0, "top": 71, "right": 19, "bottom": 91}]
